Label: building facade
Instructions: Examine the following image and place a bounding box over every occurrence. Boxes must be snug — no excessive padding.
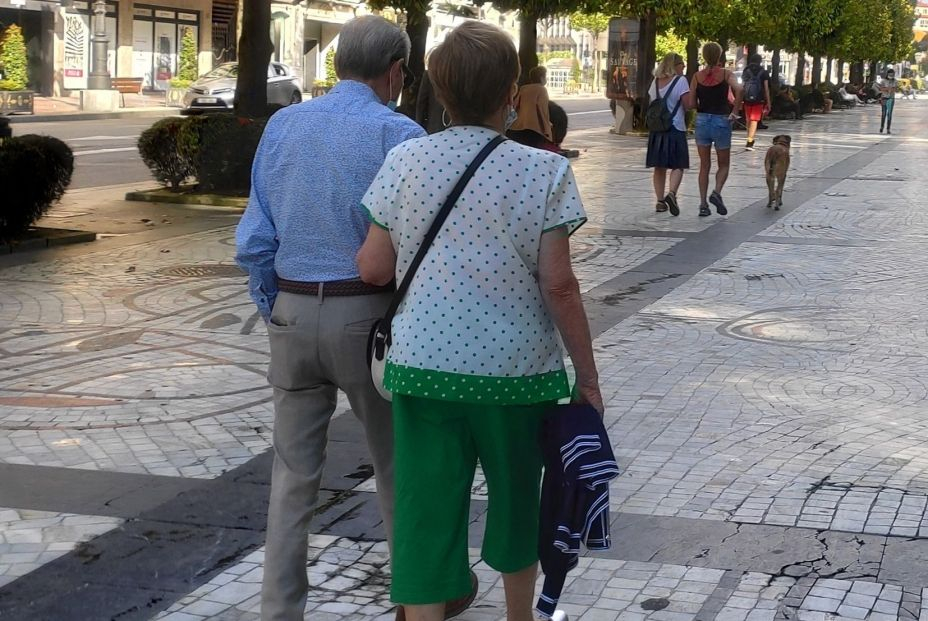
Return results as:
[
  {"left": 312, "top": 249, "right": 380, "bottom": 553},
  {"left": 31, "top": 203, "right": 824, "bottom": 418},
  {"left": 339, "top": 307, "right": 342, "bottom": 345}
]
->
[{"left": 0, "top": 0, "right": 214, "bottom": 95}]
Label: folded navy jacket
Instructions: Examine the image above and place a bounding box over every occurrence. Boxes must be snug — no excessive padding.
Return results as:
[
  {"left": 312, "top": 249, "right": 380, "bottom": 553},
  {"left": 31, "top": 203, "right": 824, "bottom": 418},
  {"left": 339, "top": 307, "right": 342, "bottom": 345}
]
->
[{"left": 536, "top": 403, "right": 621, "bottom": 619}]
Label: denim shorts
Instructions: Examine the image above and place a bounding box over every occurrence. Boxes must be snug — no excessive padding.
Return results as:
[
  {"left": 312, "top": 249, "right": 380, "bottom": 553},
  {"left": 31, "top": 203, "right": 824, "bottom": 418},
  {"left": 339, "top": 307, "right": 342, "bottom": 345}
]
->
[{"left": 695, "top": 113, "right": 732, "bottom": 149}]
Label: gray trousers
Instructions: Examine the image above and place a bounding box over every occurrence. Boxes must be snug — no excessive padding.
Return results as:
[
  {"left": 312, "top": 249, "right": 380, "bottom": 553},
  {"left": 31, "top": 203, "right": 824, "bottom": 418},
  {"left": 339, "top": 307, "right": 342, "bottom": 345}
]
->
[{"left": 261, "top": 290, "right": 394, "bottom": 621}]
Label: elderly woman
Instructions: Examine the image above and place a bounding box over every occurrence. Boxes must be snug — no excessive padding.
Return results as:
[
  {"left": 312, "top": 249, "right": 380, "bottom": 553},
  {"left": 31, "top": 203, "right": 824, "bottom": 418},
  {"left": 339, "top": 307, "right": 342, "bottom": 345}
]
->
[
  {"left": 356, "top": 20, "right": 603, "bottom": 621},
  {"left": 646, "top": 52, "right": 690, "bottom": 215}
]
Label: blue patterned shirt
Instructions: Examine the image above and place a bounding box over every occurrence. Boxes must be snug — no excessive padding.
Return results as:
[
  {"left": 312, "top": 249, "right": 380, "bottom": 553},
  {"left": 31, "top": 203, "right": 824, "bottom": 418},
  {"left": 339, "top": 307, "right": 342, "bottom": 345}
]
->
[{"left": 235, "top": 80, "right": 426, "bottom": 319}]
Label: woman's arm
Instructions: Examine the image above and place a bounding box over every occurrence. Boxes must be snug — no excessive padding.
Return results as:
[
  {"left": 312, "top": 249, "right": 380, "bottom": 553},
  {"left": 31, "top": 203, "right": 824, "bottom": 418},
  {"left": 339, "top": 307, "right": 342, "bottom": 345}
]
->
[
  {"left": 687, "top": 74, "right": 698, "bottom": 109},
  {"left": 538, "top": 228, "right": 604, "bottom": 414},
  {"left": 356, "top": 225, "right": 397, "bottom": 286}
]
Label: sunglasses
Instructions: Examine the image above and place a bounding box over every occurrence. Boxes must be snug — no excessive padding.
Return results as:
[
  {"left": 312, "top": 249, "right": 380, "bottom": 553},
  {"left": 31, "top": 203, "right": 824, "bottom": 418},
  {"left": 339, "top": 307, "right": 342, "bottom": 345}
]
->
[{"left": 393, "top": 58, "right": 415, "bottom": 89}]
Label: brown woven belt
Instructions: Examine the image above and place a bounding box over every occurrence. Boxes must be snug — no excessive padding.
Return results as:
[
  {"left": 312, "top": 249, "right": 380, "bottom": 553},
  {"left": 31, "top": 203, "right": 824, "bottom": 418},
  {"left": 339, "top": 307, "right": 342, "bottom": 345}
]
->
[{"left": 277, "top": 277, "right": 395, "bottom": 297}]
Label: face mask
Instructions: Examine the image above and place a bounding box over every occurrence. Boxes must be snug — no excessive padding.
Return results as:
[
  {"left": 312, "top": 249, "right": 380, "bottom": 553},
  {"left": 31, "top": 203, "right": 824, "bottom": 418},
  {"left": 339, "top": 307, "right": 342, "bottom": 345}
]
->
[{"left": 505, "top": 105, "right": 518, "bottom": 131}]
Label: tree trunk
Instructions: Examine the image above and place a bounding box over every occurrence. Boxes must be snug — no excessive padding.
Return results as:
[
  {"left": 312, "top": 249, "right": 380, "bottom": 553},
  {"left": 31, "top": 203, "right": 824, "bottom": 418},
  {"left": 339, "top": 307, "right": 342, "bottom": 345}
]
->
[
  {"left": 811, "top": 55, "right": 821, "bottom": 86},
  {"left": 771, "top": 49, "right": 781, "bottom": 85},
  {"left": 836, "top": 59, "right": 845, "bottom": 84},
  {"left": 397, "top": 11, "right": 428, "bottom": 119},
  {"left": 794, "top": 52, "right": 805, "bottom": 86},
  {"left": 635, "top": 10, "right": 657, "bottom": 128},
  {"left": 867, "top": 60, "right": 878, "bottom": 82},
  {"left": 686, "top": 37, "right": 699, "bottom": 77},
  {"left": 850, "top": 61, "right": 863, "bottom": 84},
  {"left": 747, "top": 43, "right": 758, "bottom": 59},
  {"left": 519, "top": 11, "right": 539, "bottom": 83},
  {"left": 824, "top": 56, "right": 832, "bottom": 84},
  {"left": 234, "top": 0, "right": 272, "bottom": 118}
]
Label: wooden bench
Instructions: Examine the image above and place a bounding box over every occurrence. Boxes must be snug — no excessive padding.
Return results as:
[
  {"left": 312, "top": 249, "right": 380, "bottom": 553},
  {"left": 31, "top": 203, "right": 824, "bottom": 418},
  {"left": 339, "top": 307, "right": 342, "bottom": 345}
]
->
[{"left": 111, "top": 77, "right": 144, "bottom": 106}]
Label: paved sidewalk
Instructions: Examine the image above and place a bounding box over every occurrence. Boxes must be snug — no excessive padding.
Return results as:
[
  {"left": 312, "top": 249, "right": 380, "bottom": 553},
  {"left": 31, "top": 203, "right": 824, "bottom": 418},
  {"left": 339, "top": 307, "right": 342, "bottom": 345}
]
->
[{"left": 1, "top": 100, "right": 927, "bottom": 620}]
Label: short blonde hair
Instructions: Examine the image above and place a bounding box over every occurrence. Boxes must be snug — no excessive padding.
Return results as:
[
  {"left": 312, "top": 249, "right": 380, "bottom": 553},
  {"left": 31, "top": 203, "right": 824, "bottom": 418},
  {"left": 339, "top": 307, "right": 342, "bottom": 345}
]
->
[
  {"left": 702, "top": 42, "right": 723, "bottom": 67},
  {"left": 428, "top": 21, "right": 520, "bottom": 125},
  {"left": 527, "top": 65, "right": 547, "bottom": 84},
  {"left": 655, "top": 53, "right": 684, "bottom": 79}
]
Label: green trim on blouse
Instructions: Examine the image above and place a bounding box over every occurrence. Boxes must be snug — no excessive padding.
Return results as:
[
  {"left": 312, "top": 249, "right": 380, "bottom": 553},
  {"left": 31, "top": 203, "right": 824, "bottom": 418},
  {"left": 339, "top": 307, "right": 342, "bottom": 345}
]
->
[
  {"left": 363, "top": 205, "right": 389, "bottom": 230},
  {"left": 544, "top": 216, "right": 587, "bottom": 235},
  {"left": 384, "top": 362, "right": 571, "bottom": 405}
]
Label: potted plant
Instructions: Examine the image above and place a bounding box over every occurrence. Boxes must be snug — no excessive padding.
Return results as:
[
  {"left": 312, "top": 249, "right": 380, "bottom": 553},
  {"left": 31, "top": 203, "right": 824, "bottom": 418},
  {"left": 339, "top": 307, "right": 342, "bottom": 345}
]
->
[
  {"left": 0, "top": 25, "right": 34, "bottom": 115},
  {"left": 166, "top": 26, "right": 197, "bottom": 107}
]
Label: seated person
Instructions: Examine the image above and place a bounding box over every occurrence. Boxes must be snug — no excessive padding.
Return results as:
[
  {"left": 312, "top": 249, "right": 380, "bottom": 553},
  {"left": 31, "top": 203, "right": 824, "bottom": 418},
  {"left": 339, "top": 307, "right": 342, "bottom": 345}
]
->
[
  {"left": 508, "top": 66, "right": 557, "bottom": 152},
  {"left": 838, "top": 83, "right": 857, "bottom": 105},
  {"left": 772, "top": 84, "right": 802, "bottom": 119},
  {"left": 798, "top": 88, "right": 824, "bottom": 114}
]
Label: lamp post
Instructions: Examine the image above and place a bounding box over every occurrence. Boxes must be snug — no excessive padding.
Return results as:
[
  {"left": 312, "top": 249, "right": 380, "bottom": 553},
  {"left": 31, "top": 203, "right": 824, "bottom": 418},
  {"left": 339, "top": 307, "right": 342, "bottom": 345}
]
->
[{"left": 87, "top": 0, "right": 110, "bottom": 89}]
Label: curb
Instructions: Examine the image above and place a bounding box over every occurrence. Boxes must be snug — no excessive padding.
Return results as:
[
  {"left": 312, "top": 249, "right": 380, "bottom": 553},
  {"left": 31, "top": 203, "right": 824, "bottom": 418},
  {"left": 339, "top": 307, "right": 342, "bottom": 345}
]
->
[
  {"left": 2, "top": 228, "right": 96, "bottom": 254},
  {"left": 125, "top": 188, "right": 247, "bottom": 210},
  {"left": 8, "top": 108, "right": 179, "bottom": 124}
]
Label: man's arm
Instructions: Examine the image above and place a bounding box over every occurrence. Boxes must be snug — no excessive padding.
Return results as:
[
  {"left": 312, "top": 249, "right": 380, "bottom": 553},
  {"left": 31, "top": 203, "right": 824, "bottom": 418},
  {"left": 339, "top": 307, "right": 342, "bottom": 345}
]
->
[{"left": 235, "top": 146, "right": 279, "bottom": 322}]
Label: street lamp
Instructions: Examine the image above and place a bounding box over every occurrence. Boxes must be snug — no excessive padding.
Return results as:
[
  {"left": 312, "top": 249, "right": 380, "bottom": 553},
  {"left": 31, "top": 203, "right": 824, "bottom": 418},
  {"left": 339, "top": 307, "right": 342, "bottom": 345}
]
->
[{"left": 87, "top": 0, "right": 110, "bottom": 89}]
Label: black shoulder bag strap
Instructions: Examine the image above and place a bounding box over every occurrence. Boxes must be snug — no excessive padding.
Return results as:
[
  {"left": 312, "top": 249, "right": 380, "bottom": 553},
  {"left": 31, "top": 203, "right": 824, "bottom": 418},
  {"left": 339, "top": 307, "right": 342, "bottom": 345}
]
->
[
  {"left": 380, "top": 134, "right": 506, "bottom": 340},
  {"left": 665, "top": 75, "right": 683, "bottom": 118}
]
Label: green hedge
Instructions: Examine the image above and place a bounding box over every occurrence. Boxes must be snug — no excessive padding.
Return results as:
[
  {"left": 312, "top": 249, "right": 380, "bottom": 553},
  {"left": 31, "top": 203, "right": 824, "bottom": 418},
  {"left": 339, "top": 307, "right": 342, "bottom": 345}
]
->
[
  {"left": 137, "top": 117, "right": 198, "bottom": 190},
  {"left": 0, "top": 135, "right": 74, "bottom": 241},
  {"left": 138, "top": 113, "right": 273, "bottom": 195}
]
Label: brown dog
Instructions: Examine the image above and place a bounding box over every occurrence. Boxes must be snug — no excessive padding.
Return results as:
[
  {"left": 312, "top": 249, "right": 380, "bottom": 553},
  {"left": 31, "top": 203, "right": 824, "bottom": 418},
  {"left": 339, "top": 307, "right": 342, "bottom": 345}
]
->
[{"left": 765, "top": 135, "right": 791, "bottom": 210}]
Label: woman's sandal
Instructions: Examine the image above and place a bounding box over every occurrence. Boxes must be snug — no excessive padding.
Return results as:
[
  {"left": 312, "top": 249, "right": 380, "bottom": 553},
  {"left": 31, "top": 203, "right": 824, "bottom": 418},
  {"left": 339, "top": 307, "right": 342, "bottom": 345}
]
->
[{"left": 655, "top": 200, "right": 668, "bottom": 213}]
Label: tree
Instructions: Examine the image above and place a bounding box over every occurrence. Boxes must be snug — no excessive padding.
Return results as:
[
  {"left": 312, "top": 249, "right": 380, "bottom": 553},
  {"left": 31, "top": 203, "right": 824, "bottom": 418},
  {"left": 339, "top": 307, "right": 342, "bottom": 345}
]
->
[
  {"left": 177, "top": 27, "right": 198, "bottom": 83},
  {"left": 494, "top": 0, "right": 598, "bottom": 80},
  {"left": 368, "top": 0, "right": 430, "bottom": 116},
  {"left": 655, "top": 27, "right": 686, "bottom": 59},
  {"left": 569, "top": 11, "right": 610, "bottom": 89},
  {"left": 0, "top": 24, "right": 28, "bottom": 91},
  {"left": 234, "top": 1, "right": 273, "bottom": 118}
]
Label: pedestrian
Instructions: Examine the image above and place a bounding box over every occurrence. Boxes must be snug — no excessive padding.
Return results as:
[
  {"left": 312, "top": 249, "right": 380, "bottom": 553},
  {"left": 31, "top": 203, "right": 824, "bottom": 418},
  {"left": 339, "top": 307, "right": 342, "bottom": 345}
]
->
[
  {"left": 878, "top": 68, "right": 898, "bottom": 134},
  {"left": 645, "top": 52, "right": 690, "bottom": 216},
  {"left": 508, "top": 65, "right": 557, "bottom": 151},
  {"left": 741, "top": 53, "right": 771, "bottom": 150},
  {"left": 356, "top": 20, "right": 604, "bottom": 621},
  {"left": 235, "top": 15, "right": 473, "bottom": 621},
  {"left": 689, "top": 41, "right": 742, "bottom": 217}
]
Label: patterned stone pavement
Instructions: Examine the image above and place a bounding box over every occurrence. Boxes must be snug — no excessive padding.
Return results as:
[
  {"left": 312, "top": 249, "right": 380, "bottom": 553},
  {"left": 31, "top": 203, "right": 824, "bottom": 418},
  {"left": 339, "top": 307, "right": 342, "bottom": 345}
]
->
[{"left": 1, "top": 100, "right": 928, "bottom": 620}]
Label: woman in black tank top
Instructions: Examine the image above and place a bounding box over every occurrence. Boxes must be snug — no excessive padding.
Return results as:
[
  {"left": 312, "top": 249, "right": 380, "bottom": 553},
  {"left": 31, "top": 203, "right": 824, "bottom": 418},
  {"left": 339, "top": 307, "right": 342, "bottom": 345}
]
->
[{"left": 689, "top": 42, "right": 742, "bottom": 217}]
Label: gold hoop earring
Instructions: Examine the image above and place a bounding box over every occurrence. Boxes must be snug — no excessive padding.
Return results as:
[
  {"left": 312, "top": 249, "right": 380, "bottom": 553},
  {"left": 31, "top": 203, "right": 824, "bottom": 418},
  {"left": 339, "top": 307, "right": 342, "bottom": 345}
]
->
[{"left": 442, "top": 110, "right": 451, "bottom": 127}]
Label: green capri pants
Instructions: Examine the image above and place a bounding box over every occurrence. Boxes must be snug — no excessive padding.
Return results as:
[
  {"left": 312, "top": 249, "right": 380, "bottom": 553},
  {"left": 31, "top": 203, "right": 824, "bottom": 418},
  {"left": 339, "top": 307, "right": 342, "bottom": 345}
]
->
[{"left": 390, "top": 394, "right": 551, "bottom": 604}]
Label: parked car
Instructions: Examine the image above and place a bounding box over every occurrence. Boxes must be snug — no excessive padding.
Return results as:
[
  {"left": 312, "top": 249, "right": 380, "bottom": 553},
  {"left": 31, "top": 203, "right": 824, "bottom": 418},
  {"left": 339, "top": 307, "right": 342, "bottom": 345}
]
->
[{"left": 182, "top": 62, "right": 302, "bottom": 113}]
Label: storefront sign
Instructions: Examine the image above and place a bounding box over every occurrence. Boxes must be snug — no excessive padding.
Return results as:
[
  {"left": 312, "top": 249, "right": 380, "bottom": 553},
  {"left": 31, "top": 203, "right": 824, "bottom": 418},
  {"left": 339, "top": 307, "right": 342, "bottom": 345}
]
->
[
  {"left": 155, "top": 10, "right": 175, "bottom": 19},
  {"left": 178, "top": 12, "right": 197, "bottom": 22},
  {"left": 63, "top": 14, "right": 88, "bottom": 90}
]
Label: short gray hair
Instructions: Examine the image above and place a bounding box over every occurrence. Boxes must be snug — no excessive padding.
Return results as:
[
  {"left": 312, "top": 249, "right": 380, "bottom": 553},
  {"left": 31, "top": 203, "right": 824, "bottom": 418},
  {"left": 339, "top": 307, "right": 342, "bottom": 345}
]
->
[{"left": 335, "top": 16, "right": 410, "bottom": 81}]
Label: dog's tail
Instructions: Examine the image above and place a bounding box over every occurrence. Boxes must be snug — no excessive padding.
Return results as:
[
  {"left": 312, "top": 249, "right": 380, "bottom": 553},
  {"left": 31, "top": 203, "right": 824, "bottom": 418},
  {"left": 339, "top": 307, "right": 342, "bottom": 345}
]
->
[{"left": 767, "top": 156, "right": 775, "bottom": 177}]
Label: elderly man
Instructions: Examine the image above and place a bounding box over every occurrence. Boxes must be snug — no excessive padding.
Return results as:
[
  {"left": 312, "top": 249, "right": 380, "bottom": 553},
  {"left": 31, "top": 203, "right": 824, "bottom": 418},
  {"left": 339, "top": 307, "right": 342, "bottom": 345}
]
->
[{"left": 236, "top": 16, "right": 473, "bottom": 621}]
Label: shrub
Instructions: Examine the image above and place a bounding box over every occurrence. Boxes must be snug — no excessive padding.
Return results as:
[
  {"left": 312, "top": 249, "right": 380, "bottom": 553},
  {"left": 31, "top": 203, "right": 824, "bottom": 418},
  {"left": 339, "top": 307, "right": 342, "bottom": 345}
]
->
[
  {"left": 169, "top": 78, "right": 192, "bottom": 89},
  {"left": 178, "top": 26, "right": 198, "bottom": 83},
  {"left": 0, "top": 24, "right": 28, "bottom": 90},
  {"left": 325, "top": 47, "right": 337, "bottom": 84},
  {"left": 0, "top": 135, "right": 74, "bottom": 241},
  {"left": 137, "top": 117, "right": 197, "bottom": 190},
  {"left": 15, "top": 134, "right": 74, "bottom": 205},
  {"left": 192, "top": 114, "right": 267, "bottom": 195}
]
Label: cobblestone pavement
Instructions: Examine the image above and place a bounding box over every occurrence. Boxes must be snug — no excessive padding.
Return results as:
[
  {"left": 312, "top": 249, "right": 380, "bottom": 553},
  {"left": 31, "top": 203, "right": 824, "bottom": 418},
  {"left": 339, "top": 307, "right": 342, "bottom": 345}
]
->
[{"left": 1, "top": 100, "right": 927, "bottom": 620}]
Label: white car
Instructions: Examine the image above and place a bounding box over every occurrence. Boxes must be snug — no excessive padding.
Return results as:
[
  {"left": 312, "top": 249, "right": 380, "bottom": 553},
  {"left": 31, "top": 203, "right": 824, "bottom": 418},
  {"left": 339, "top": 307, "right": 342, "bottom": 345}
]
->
[{"left": 182, "top": 62, "right": 302, "bottom": 112}]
